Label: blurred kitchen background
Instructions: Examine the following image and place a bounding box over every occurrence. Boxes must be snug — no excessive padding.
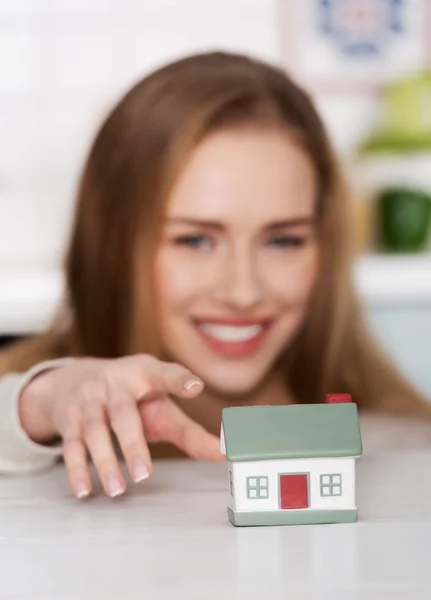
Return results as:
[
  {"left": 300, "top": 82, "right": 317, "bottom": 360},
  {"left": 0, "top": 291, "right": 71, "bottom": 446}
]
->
[{"left": 0, "top": 0, "right": 430, "bottom": 396}]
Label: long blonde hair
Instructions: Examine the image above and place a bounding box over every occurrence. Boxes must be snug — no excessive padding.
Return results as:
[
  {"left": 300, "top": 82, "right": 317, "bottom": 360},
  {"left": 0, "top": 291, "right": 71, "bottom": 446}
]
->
[{"left": 1, "top": 51, "right": 428, "bottom": 415}]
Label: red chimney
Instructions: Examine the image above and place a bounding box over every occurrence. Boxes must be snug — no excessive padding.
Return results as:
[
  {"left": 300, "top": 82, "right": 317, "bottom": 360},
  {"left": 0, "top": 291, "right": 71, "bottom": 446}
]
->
[{"left": 325, "top": 393, "right": 352, "bottom": 404}]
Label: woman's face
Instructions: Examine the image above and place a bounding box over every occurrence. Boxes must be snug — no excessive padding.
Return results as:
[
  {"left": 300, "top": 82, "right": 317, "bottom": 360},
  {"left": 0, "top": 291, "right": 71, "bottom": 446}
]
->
[{"left": 154, "top": 126, "right": 319, "bottom": 396}]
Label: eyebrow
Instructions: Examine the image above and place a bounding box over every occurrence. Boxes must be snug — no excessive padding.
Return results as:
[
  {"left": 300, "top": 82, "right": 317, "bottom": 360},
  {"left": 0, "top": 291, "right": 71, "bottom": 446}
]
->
[{"left": 166, "top": 216, "right": 316, "bottom": 230}]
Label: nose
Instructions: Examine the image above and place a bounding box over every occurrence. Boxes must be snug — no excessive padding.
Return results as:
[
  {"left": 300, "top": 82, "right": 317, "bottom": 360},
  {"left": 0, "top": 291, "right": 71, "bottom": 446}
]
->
[{"left": 212, "top": 245, "right": 265, "bottom": 310}]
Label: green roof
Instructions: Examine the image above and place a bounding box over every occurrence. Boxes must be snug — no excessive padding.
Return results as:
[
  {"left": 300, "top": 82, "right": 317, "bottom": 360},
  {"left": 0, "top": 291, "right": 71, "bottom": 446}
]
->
[{"left": 221, "top": 404, "right": 362, "bottom": 462}]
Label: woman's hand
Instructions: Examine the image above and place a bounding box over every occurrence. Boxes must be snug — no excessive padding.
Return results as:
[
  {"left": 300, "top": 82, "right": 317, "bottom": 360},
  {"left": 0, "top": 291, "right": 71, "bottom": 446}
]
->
[{"left": 18, "top": 355, "right": 222, "bottom": 499}]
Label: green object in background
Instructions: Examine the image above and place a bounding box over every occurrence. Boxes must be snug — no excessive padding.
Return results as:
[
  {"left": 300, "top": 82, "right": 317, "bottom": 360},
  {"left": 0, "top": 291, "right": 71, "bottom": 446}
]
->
[
  {"left": 377, "top": 187, "right": 431, "bottom": 252},
  {"left": 359, "top": 71, "right": 431, "bottom": 154}
]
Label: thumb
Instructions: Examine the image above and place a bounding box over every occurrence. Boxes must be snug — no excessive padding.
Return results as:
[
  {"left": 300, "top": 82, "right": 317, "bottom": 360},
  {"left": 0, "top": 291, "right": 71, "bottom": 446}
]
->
[{"left": 140, "top": 397, "right": 225, "bottom": 461}]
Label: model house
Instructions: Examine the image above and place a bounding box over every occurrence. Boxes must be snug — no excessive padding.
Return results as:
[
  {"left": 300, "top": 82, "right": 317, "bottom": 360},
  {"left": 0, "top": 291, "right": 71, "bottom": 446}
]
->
[{"left": 220, "top": 394, "right": 362, "bottom": 526}]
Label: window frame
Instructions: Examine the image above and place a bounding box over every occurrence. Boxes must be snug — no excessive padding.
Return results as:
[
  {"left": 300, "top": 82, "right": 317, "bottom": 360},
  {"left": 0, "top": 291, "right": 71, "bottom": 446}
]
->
[
  {"left": 320, "top": 473, "right": 342, "bottom": 497},
  {"left": 246, "top": 475, "right": 269, "bottom": 499}
]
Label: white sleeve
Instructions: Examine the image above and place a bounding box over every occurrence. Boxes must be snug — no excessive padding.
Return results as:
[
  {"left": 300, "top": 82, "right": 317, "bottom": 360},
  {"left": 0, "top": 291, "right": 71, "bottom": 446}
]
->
[{"left": 0, "top": 358, "right": 74, "bottom": 474}]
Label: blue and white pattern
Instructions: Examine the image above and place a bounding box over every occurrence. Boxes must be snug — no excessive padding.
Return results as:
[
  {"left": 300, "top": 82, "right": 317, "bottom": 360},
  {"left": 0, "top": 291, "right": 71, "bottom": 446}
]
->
[{"left": 318, "top": 0, "right": 405, "bottom": 56}]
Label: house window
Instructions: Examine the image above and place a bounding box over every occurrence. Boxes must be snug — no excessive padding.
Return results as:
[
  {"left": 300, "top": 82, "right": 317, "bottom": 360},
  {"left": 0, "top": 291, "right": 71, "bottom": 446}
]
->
[
  {"left": 246, "top": 476, "right": 269, "bottom": 499},
  {"left": 320, "top": 474, "right": 342, "bottom": 497},
  {"left": 229, "top": 470, "right": 234, "bottom": 496}
]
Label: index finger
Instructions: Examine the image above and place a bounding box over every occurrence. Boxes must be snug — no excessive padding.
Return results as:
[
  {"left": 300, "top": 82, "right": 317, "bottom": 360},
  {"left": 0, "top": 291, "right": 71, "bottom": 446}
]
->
[{"left": 127, "top": 356, "right": 205, "bottom": 401}]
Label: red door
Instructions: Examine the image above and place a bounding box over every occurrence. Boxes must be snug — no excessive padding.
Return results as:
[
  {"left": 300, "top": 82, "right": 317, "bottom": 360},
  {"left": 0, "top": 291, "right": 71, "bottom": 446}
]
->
[{"left": 279, "top": 474, "right": 309, "bottom": 509}]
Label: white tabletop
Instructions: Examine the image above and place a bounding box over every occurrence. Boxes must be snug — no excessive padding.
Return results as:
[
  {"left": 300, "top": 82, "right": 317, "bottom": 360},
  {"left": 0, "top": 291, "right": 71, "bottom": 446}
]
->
[{"left": 1, "top": 436, "right": 431, "bottom": 599}]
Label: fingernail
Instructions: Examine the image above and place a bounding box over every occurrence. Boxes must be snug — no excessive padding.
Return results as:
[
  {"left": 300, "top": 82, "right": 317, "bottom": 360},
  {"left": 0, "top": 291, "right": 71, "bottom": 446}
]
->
[
  {"left": 184, "top": 379, "right": 203, "bottom": 391},
  {"left": 75, "top": 481, "right": 90, "bottom": 499},
  {"left": 107, "top": 475, "right": 125, "bottom": 497},
  {"left": 132, "top": 458, "right": 150, "bottom": 482}
]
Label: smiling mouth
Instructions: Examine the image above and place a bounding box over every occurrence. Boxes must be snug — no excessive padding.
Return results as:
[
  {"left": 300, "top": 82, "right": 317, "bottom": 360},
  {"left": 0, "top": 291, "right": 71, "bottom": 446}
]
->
[
  {"left": 192, "top": 319, "right": 273, "bottom": 357},
  {"left": 198, "top": 323, "right": 264, "bottom": 341}
]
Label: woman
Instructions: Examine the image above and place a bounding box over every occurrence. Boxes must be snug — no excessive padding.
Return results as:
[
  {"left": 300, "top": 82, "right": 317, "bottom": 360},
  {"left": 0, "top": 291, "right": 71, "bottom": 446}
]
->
[{"left": 0, "top": 51, "right": 429, "bottom": 499}]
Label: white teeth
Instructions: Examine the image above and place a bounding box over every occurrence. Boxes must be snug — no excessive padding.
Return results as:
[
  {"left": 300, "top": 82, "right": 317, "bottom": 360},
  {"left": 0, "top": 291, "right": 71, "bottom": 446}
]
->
[{"left": 198, "top": 324, "right": 263, "bottom": 342}]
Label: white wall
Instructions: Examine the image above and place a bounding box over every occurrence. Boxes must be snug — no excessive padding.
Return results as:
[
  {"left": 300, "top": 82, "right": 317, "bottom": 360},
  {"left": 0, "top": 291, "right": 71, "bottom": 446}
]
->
[
  {"left": 231, "top": 457, "right": 356, "bottom": 512},
  {"left": 0, "top": 0, "right": 279, "bottom": 274}
]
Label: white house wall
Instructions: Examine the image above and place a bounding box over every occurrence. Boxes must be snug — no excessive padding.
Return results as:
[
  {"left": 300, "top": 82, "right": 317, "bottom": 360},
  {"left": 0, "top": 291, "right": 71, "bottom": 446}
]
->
[
  {"left": 226, "top": 461, "right": 235, "bottom": 510},
  {"left": 220, "top": 426, "right": 226, "bottom": 455},
  {"left": 232, "top": 457, "right": 356, "bottom": 512}
]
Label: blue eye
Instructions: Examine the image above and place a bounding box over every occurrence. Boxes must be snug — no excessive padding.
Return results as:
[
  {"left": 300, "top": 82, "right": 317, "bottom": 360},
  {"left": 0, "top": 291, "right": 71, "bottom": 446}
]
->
[
  {"left": 268, "top": 235, "right": 304, "bottom": 248},
  {"left": 175, "top": 235, "right": 211, "bottom": 249}
]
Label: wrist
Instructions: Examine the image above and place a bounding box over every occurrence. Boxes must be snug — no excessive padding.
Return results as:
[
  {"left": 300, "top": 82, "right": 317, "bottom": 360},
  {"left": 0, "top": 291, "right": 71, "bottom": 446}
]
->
[{"left": 18, "top": 371, "right": 58, "bottom": 443}]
